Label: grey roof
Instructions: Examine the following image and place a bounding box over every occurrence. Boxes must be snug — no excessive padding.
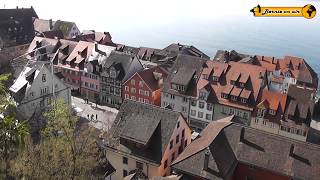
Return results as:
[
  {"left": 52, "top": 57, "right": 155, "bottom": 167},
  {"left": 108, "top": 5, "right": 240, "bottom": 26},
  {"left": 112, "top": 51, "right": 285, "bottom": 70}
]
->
[
  {"left": 162, "top": 54, "right": 207, "bottom": 97},
  {"left": 171, "top": 67, "right": 196, "bottom": 86},
  {"left": 172, "top": 120, "right": 320, "bottom": 180},
  {"left": 106, "top": 100, "right": 182, "bottom": 164},
  {"left": 102, "top": 51, "right": 135, "bottom": 81},
  {"left": 285, "top": 85, "right": 315, "bottom": 123}
]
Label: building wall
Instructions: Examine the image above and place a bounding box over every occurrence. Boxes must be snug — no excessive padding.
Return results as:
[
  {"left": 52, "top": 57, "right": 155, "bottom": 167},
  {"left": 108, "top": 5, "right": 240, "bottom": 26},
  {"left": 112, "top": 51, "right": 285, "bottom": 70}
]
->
[
  {"left": 161, "top": 92, "right": 190, "bottom": 119},
  {"left": 80, "top": 71, "right": 100, "bottom": 101},
  {"left": 233, "top": 163, "right": 290, "bottom": 180},
  {"left": 279, "top": 129, "right": 307, "bottom": 142},
  {"left": 213, "top": 104, "right": 251, "bottom": 125},
  {"left": 105, "top": 116, "right": 192, "bottom": 179},
  {"left": 60, "top": 67, "right": 81, "bottom": 90},
  {"left": 250, "top": 117, "right": 280, "bottom": 134},
  {"left": 160, "top": 116, "right": 192, "bottom": 176},
  {"left": 189, "top": 99, "right": 215, "bottom": 131},
  {"left": 105, "top": 149, "right": 160, "bottom": 180},
  {"left": 122, "top": 73, "right": 154, "bottom": 104},
  {"left": 18, "top": 66, "right": 71, "bottom": 119}
]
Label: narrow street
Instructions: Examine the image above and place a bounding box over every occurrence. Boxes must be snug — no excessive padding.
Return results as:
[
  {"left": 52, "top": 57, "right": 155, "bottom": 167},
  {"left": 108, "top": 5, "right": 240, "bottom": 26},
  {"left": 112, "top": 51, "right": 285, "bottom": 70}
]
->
[{"left": 71, "top": 96, "right": 118, "bottom": 132}]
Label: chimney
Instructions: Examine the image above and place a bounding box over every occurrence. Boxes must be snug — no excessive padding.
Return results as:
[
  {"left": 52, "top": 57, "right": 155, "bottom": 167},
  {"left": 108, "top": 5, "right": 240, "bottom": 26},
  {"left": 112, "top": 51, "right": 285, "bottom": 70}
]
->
[
  {"left": 240, "top": 127, "right": 245, "bottom": 142},
  {"left": 95, "top": 43, "right": 99, "bottom": 52},
  {"left": 36, "top": 41, "right": 41, "bottom": 48},
  {"left": 272, "top": 57, "right": 275, "bottom": 64},
  {"left": 49, "top": 19, "right": 53, "bottom": 30},
  {"left": 203, "top": 148, "right": 210, "bottom": 171},
  {"left": 289, "top": 144, "right": 294, "bottom": 157}
]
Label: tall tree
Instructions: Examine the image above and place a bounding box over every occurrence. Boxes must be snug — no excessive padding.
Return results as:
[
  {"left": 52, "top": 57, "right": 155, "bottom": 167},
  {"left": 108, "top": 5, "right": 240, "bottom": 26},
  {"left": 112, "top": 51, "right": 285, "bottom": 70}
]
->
[
  {"left": 0, "top": 73, "right": 28, "bottom": 179},
  {"left": 12, "top": 99, "right": 105, "bottom": 179}
]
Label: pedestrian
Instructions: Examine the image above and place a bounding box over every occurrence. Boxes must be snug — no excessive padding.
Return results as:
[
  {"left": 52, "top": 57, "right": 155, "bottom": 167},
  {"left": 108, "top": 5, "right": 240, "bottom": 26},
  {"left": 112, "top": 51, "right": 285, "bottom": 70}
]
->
[{"left": 96, "top": 114, "right": 98, "bottom": 120}]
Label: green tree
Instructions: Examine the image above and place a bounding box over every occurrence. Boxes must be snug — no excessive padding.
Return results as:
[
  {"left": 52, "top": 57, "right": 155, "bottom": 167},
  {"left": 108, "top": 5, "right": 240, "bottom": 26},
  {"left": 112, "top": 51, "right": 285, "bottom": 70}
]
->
[
  {"left": 13, "top": 99, "right": 104, "bottom": 179},
  {"left": 0, "top": 73, "right": 28, "bottom": 179}
]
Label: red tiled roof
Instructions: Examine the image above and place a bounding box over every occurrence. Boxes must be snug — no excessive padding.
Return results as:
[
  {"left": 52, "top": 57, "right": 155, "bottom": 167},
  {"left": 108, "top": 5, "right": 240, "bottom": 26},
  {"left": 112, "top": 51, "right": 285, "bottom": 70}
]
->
[
  {"left": 230, "top": 87, "right": 242, "bottom": 97},
  {"left": 65, "top": 41, "right": 95, "bottom": 64},
  {"left": 240, "top": 89, "right": 251, "bottom": 99},
  {"left": 135, "top": 66, "right": 168, "bottom": 91}
]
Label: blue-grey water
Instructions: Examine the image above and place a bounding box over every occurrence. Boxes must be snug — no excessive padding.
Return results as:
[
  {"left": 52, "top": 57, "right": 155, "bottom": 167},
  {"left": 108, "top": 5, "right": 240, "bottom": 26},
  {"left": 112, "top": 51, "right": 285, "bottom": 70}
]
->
[{"left": 109, "top": 17, "right": 320, "bottom": 77}]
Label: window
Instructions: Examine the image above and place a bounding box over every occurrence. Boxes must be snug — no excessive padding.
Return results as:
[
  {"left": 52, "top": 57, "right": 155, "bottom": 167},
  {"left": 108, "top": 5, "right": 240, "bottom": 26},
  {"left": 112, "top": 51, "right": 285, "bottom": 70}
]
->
[
  {"left": 125, "top": 86, "right": 129, "bottom": 91},
  {"left": 243, "top": 112, "right": 248, "bottom": 119},
  {"left": 164, "top": 160, "right": 168, "bottom": 169},
  {"left": 222, "top": 93, "right": 228, "bottom": 99},
  {"left": 262, "top": 120, "right": 267, "bottom": 126},
  {"left": 46, "top": 97, "right": 51, "bottom": 106},
  {"left": 144, "top": 99, "right": 149, "bottom": 103},
  {"left": 254, "top": 118, "right": 259, "bottom": 124},
  {"left": 181, "top": 106, "right": 187, "bottom": 113},
  {"left": 182, "top": 97, "right": 188, "bottom": 103},
  {"left": 40, "top": 87, "right": 48, "bottom": 95},
  {"left": 131, "top": 88, "right": 136, "bottom": 93},
  {"left": 55, "top": 84, "right": 58, "bottom": 89},
  {"left": 198, "top": 112, "right": 204, "bottom": 118},
  {"left": 139, "top": 81, "right": 144, "bottom": 87},
  {"left": 96, "top": 85, "right": 98, "bottom": 90},
  {"left": 177, "top": 121, "right": 180, "bottom": 128},
  {"left": 131, "top": 79, "right": 135, "bottom": 85},
  {"left": 125, "top": 94, "right": 129, "bottom": 99},
  {"left": 229, "top": 108, "right": 234, "bottom": 115},
  {"left": 213, "top": 76, "right": 219, "bottom": 82},
  {"left": 123, "top": 157, "right": 128, "bottom": 164},
  {"left": 184, "top": 139, "right": 188, "bottom": 147},
  {"left": 176, "top": 135, "right": 179, "bottom": 144},
  {"left": 110, "top": 70, "right": 116, "bottom": 78},
  {"left": 169, "top": 140, "right": 173, "bottom": 149},
  {"left": 170, "top": 94, "right": 175, "bottom": 99},
  {"left": 207, "top": 103, "right": 213, "bottom": 111},
  {"left": 199, "top": 91, "right": 207, "bottom": 100},
  {"left": 145, "top": 91, "right": 149, "bottom": 96},
  {"left": 123, "top": 170, "right": 128, "bottom": 177},
  {"left": 136, "top": 161, "right": 143, "bottom": 170},
  {"left": 131, "top": 96, "right": 136, "bottom": 101},
  {"left": 191, "top": 110, "right": 196, "bottom": 116},
  {"left": 139, "top": 98, "right": 143, "bottom": 102},
  {"left": 199, "top": 102, "right": 204, "bottom": 109},
  {"left": 171, "top": 152, "right": 175, "bottom": 162},
  {"left": 40, "top": 100, "right": 44, "bottom": 107},
  {"left": 85, "top": 82, "right": 88, "bottom": 87},
  {"left": 29, "top": 91, "right": 34, "bottom": 97},
  {"left": 191, "top": 100, "right": 196, "bottom": 106},
  {"left": 139, "top": 89, "right": 143, "bottom": 95},
  {"left": 42, "top": 74, "right": 46, "bottom": 82},
  {"left": 231, "top": 96, "right": 237, "bottom": 101},
  {"left": 206, "top": 114, "right": 212, "bottom": 120},
  {"left": 182, "top": 129, "right": 185, "bottom": 138}
]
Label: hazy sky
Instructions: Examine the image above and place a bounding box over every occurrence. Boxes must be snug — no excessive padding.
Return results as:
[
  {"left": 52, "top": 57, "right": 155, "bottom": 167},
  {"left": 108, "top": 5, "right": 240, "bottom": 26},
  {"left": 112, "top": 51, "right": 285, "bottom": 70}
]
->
[{"left": 1, "top": 0, "right": 319, "bottom": 31}]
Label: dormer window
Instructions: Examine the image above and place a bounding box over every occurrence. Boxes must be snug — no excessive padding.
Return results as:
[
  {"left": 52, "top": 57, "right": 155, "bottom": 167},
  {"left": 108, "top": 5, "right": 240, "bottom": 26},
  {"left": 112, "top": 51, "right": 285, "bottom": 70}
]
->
[
  {"left": 202, "top": 74, "right": 208, "bottom": 80},
  {"left": 199, "top": 91, "right": 207, "bottom": 100},
  {"left": 213, "top": 76, "right": 219, "bottom": 82},
  {"left": 241, "top": 98, "right": 247, "bottom": 103},
  {"left": 231, "top": 96, "right": 237, "bottom": 101},
  {"left": 221, "top": 93, "right": 228, "bottom": 99},
  {"left": 231, "top": 80, "right": 236, "bottom": 85},
  {"left": 269, "top": 109, "right": 276, "bottom": 115},
  {"left": 240, "top": 83, "right": 245, "bottom": 87}
]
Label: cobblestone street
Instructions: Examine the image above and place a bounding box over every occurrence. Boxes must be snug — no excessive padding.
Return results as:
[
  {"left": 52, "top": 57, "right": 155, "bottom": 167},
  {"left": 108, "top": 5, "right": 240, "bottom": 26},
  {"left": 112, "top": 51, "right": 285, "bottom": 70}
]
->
[{"left": 71, "top": 96, "right": 118, "bottom": 132}]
